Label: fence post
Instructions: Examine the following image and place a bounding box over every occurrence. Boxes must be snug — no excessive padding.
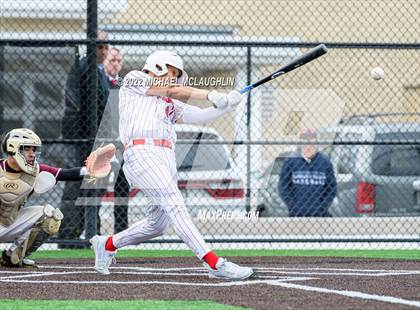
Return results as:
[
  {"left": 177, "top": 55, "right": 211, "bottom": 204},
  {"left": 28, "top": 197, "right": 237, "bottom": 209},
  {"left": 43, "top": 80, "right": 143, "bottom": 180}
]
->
[
  {"left": 246, "top": 46, "right": 252, "bottom": 213},
  {"left": 84, "top": 0, "right": 98, "bottom": 240}
]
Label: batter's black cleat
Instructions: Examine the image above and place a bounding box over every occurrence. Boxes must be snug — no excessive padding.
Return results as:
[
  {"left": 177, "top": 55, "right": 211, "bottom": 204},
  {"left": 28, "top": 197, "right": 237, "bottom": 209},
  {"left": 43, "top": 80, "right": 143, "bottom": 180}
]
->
[{"left": 0, "top": 250, "right": 38, "bottom": 268}]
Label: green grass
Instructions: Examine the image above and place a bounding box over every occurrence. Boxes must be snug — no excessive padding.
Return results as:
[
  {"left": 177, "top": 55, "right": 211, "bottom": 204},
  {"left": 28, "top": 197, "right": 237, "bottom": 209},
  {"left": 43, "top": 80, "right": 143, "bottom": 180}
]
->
[
  {"left": 30, "top": 249, "right": 420, "bottom": 260},
  {"left": 0, "top": 300, "right": 247, "bottom": 310}
]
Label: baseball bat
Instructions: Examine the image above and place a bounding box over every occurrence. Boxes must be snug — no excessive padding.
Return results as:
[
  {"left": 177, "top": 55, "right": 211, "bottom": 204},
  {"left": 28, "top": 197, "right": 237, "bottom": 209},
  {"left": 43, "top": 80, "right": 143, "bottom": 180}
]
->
[{"left": 239, "top": 44, "right": 328, "bottom": 94}]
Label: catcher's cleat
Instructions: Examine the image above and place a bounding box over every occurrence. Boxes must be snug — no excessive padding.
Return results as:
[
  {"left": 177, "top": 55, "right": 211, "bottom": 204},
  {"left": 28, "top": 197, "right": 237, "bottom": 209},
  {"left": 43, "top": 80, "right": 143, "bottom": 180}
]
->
[
  {"left": 22, "top": 258, "right": 37, "bottom": 268},
  {"left": 0, "top": 251, "right": 37, "bottom": 268},
  {"left": 203, "top": 258, "right": 254, "bottom": 280},
  {"left": 90, "top": 235, "right": 117, "bottom": 275}
]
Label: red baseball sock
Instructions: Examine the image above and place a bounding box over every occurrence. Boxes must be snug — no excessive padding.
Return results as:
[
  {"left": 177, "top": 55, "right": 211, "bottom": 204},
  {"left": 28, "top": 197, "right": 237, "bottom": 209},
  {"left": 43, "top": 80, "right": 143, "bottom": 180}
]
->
[
  {"left": 203, "top": 251, "right": 219, "bottom": 270},
  {"left": 105, "top": 236, "right": 117, "bottom": 252}
]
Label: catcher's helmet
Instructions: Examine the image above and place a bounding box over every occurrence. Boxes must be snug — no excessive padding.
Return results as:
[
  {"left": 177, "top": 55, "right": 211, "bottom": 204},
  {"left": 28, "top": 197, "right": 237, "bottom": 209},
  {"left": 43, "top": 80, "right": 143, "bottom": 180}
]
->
[
  {"left": 1, "top": 128, "right": 41, "bottom": 175},
  {"left": 142, "top": 50, "right": 188, "bottom": 84}
]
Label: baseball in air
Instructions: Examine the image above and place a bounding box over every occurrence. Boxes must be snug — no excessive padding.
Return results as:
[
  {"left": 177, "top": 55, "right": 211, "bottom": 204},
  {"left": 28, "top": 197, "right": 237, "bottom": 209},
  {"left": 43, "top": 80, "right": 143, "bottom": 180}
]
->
[{"left": 370, "top": 67, "right": 384, "bottom": 80}]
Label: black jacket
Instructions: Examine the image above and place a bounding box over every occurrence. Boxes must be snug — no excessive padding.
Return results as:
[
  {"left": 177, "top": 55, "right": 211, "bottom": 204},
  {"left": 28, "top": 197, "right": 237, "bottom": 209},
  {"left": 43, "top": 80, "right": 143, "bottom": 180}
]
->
[{"left": 62, "top": 57, "right": 109, "bottom": 140}]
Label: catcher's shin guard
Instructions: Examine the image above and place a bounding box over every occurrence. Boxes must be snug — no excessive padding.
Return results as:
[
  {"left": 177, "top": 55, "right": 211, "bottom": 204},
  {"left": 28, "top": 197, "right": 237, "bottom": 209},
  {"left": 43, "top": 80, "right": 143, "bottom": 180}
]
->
[
  {"left": 7, "top": 205, "right": 63, "bottom": 266},
  {"left": 0, "top": 250, "right": 36, "bottom": 268}
]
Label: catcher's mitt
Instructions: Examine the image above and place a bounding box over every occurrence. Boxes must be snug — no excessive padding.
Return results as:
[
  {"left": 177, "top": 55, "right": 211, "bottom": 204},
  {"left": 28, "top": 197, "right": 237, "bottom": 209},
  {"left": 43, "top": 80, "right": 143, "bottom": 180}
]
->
[{"left": 85, "top": 143, "right": 116, "bottom": 179}]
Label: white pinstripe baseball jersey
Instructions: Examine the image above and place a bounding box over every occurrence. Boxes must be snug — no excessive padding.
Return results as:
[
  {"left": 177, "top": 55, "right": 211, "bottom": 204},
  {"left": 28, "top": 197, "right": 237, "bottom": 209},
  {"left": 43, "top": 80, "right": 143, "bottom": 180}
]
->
[
  {"left": 119, "top": 70, "right": 186, "bottom": 146},
  {"left": 115, "top": 70, "right": 211, "bottom": 259}
]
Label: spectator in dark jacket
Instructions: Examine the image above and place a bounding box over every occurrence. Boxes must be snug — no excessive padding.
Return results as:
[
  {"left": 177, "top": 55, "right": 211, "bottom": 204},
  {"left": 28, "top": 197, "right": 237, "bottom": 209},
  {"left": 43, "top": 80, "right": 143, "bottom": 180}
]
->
[
  {"left": 278, "top": 128, "right": 337, "bottom": 217},
  {"left": 104, "top": 47, "right": 123, "bottom": 88},
  {"left": 103, "top": 47, "right": 130, "bottom": 233},
  {"left": 62, "top": 31, "right": 110, "bottom": 141},
  {"left": 59, "top": 31, "right": 110, "bottom": 247}
]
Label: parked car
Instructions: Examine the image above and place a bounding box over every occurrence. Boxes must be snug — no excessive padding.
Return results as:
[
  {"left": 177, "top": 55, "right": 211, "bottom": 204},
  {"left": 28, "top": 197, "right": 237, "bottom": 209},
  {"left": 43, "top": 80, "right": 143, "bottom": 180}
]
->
[
  {"left": 256, "top": 114, "right": 420, "bottom": 217},
  {"left": 323, "top": 117, "right": 420, "bottom": 217},
  {"left": 102, "top": 124, "right": 246, "bottom": 224},
  {"left": 255, "top": 152, "right": 292, "bottom": 217},
  {"left": 174, "top": 124, "right": 245, "bottom": 217}
]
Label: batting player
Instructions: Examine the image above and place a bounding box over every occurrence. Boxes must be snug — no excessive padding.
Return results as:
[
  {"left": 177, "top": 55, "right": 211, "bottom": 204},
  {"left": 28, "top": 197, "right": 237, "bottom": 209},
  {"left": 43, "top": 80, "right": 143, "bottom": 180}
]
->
[
  {"left": 0, "top": 128, "right": 99, "bottom": 267},
  {"left": 90, "top": 50, "right": 254, "bottom": 280}
]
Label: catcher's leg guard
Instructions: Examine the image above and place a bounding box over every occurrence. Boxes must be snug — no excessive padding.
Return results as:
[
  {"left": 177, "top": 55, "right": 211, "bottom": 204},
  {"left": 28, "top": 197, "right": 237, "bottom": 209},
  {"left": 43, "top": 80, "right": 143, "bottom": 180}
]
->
[
  {"left": 6, "top": 205, "right": 63, "bottom": 266},
  {"left": 0, "top": 250, "right": 36, "bottom": 268},
  {"left": 1, "top": 250, "right": 18, "bottom": 267}
]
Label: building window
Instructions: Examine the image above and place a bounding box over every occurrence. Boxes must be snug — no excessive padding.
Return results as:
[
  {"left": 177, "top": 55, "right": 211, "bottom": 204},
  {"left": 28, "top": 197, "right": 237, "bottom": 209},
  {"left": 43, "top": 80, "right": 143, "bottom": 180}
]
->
[{"left": 261, "top": 85, "right": 276, "bottom": 120}]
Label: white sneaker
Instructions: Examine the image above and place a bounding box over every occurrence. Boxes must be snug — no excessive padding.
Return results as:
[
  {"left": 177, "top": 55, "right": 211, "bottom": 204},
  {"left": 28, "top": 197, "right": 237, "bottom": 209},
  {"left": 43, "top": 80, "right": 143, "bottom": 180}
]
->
[
  {"left": 90, "top": 235, "right": 116, "bottom": 275},
  {"left": 203, "top": 258, "right": 254, "bottom": 280},
  {"left": 22, "top": 258, "right": 36, "bottom": 267}
]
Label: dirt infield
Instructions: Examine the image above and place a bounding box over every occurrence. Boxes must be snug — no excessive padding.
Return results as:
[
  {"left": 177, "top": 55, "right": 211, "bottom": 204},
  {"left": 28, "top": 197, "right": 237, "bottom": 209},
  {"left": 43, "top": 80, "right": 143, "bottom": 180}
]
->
[{"left": 0, "top": 257, "right": 419, "bottom": 309}]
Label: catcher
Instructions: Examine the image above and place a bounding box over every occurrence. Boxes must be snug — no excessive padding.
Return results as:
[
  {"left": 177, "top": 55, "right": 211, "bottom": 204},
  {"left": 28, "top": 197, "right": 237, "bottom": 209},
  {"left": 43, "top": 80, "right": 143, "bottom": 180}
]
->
[{"left": 0, "top": 128, "right": 114, "bottom": 268}]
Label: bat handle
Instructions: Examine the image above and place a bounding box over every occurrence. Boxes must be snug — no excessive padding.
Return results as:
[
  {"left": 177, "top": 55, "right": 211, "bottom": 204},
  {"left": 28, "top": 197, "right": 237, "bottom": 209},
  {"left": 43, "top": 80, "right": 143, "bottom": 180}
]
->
[{"left": 239, "top": 85, "right": 253, "bottom": 94}]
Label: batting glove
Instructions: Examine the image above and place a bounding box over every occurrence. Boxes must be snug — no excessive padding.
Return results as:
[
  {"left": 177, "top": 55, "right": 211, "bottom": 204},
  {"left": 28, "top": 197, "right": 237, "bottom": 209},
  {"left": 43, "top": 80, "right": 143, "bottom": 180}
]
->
[
  {"left": 207, "top": 90, "right": 228, "bottom": 109},
  {"left": 226, "top": 90, "right": 243, "bottom": 109}
]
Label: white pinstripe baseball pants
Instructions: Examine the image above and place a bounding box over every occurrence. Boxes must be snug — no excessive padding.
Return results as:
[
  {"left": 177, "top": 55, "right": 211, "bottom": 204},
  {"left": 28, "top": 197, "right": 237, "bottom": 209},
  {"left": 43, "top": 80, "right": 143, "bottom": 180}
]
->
[{"left": 112, "top": 144, "right": 211, "bottom": 259}]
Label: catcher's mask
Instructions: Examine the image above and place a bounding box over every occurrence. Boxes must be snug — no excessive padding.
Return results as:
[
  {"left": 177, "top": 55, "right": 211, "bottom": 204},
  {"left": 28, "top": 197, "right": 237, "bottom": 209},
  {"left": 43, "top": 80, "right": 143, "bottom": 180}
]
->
[
  {"left": 142, "top": 50, "right": 188, "bottom": 84},
  {"left": 1, "top": 128, "right": 42, "bottom": 175}
]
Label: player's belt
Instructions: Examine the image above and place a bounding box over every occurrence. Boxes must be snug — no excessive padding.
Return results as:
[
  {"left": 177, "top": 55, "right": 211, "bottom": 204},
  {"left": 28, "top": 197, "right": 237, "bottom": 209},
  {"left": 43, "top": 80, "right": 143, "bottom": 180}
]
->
[{"left": 127, "top": 138, "right": 173, "bottom": 149}]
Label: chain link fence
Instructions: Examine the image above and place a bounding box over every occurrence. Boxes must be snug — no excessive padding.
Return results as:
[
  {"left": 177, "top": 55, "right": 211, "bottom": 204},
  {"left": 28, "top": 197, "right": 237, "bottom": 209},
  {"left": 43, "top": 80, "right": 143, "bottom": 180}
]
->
[{"left": 1, "top": 0, "right": 419, "bottom": 249}]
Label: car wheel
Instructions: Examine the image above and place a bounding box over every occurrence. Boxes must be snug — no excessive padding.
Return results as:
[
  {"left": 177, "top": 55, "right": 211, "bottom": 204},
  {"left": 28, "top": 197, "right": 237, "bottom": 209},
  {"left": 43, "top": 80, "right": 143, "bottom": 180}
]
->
[{"left": 256, "top": 204, "right": 266, "bottom": 217}]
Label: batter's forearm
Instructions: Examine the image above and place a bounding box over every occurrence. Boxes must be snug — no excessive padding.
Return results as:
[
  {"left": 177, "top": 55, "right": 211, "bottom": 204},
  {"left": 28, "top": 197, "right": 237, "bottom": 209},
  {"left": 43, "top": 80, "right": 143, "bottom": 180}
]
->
[
  {"left": 181, "top": 105, "right": 230, "bottom": 124},
  {"left": 170, "top": 86, "right": 209, "bottom": 101},
  {"left": 147, "top": 86, "right": 209, "bottom": 102}
]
